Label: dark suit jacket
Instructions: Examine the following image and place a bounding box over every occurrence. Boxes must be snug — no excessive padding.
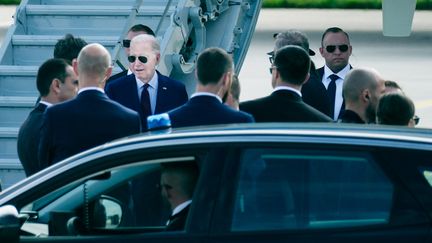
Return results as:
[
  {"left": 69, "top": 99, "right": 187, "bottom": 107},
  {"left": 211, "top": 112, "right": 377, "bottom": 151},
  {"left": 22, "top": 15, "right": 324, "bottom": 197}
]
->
[
  {"left": 38, "top": 90, "right": 141, "bottom": 168},
  {"left": 338, "top": 109, "right": 365, "bottom": 124},
  {"left": 17, "top": 102, "right": 48, "bottom": 176},
  {"left": 166, "top": 205, "right": 190, "bottom": 231},
  {"left": 168, "top": 95, "right": 254, "bottom": 128},
  {"left": 105, "top": 71, "right": 188, "bottom": 130},
  {"left": 301, "top": 69, "right": 331, "bottom": 117},
  {"left": 240, "top": 89, "right": 333, "bottom": 123},
  {"left": 107, "top": 69, "right": 128, "bottom": 84}
]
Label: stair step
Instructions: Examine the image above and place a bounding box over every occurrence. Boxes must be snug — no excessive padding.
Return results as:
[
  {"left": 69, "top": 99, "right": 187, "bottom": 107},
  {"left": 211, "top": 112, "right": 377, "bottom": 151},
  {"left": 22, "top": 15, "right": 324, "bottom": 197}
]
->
[
  {"left": 0, "top": 159, "right": 25, "bottom": 189},
  {"left": 0, "top": 65, "right": 38, "bottom": 96},
  {"left": 28, "top": 0, "right": 176, "bottom": 6},
  {"left": 22, "top": 5, "right": 173, "bottom": 35},
  {"left": 0, "top": 159, "right": 23, "bottom": 170},
  {"left": 0, "top": 128, "right": 19, "bottom": 166},
  {"left": 7, "top": 35, "right": 118, "bottom": 66},
  {"left": 0, "top": 97, "right": 36, "bottom": 127}
]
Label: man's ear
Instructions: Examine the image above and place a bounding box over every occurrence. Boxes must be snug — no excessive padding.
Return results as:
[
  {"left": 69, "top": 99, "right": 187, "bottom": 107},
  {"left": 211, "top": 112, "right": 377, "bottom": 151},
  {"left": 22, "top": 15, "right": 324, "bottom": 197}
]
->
[
  {"left": 362, "top": 89, "right": 371, "bottom": 102},
  {"left": 72, "top": 59, "right": 79, "bottom": 76},
  {"left": 51, "top": 78, "right": 61, "bottom": 95},
  {"left": 302, "top": 73, "right": 310, "bottom": 85},
  {"left": 155, "top": 53, "right": 161, "bottom": 65}
]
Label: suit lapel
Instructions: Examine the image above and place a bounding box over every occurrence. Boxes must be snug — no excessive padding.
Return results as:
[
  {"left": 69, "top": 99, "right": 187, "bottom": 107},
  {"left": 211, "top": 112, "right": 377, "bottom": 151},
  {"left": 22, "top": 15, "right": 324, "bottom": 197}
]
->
[{"left": 155, "top": 74, "right": 168, "bottom": 114}]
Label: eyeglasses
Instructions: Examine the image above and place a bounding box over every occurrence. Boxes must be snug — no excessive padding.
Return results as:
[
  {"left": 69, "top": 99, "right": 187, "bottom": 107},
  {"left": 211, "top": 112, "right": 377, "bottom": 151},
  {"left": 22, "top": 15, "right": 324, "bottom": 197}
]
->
[
  {"left": 128, "top": 55, "right": 148, "bottom": 63},
  {"left": 269, "top": 66, "right": 277, "bottom": 74},
  {"left": 413, "top": 115, "right": 420, "bottom": 125},
  {"left": 325, "top": 44, "right": 349, "bottom": 53},
  {"left": 269, "top": 55, "right": 275, "bottom": 64},
  {"left": 122, "top": 39, "right": 131, "bottom": 48}
]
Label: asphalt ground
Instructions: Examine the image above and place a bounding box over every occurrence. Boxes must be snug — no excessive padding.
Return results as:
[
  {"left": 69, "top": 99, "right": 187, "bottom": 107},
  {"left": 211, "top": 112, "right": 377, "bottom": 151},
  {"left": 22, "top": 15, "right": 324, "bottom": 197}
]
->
[{"left": 1, "top": 6, "right": 431, "bottom": 127}]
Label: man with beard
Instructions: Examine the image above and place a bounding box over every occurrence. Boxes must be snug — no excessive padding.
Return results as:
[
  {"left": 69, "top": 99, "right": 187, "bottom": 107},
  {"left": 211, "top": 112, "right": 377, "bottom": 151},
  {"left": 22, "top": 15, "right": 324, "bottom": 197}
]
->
[{"left": 339, "top": 68, "right": 385, "bottom": 124}]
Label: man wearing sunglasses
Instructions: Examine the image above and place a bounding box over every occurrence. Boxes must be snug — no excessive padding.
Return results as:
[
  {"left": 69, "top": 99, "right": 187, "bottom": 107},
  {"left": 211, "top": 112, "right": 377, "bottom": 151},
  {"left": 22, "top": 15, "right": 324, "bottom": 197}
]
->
[
  {"left": 105, "top": 34, "right": 188, "bottom": 130},
  {"left": 107, "top": 24, "right": 155, "bottom": 83},
  {"left": 317, "top": 27, "right": 353, "bottom": 121}
]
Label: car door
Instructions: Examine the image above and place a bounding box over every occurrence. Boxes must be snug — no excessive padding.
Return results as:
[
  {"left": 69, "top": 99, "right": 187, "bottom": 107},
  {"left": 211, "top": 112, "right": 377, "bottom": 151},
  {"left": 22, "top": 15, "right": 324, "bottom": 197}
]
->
[
  {"left": 6, "top": 144, "right": 229, "bottom": 243},
  {"left": 210, "top": 142, "right": 431, "bottom": 243}
]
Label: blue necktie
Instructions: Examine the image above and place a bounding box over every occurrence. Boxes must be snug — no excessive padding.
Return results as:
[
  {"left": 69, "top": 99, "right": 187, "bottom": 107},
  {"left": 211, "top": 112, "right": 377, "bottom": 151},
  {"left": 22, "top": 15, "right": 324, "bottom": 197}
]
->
[
  {"left": 141, "top": 83, "right": 151, "bottom": 119},
  {"left": 327, "top": 74, "right": 339, "bottom": 119}
]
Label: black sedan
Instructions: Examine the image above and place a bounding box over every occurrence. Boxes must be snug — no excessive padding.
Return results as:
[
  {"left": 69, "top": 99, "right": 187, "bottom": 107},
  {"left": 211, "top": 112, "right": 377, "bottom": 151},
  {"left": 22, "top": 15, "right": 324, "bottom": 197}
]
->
[{"left": 1, "top": 124, "right": 432, "bottom": 243}]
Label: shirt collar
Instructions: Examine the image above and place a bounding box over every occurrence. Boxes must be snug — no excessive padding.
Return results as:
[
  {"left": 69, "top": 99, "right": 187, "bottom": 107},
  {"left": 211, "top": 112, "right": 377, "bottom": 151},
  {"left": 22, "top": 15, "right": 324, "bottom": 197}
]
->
[
  {"left": 135, "top": 71, "right": 158, "bottom": 90},
  {"left": 273, "top": 86, "right": 302, "bottom": 97},
  {"left": 39, "top": 100, "right": 52, "bottom": 107},
  {"left": 78, "top": 87, "right": 105, "bottom": 94},
  {"left": 191, "top": 92, "right": 222, "bottom": 103},
  {"left": 324, "top": 64, "right": 351, "bottom": 80},
  {"left": 172, "top": 200, "right": 192, "bottom": 216}
]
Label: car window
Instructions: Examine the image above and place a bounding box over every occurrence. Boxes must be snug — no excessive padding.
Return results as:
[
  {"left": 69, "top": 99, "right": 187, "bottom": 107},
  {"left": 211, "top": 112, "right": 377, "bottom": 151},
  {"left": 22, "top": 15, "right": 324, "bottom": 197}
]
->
[
  {"left": 421, "top": 168, "right": 432, "bottom": 187},
  {"left": 20, "top": 156, "right": 200, "bottom": 237},
  {"left": 231, "top": 149, "right": 394, "bottom": 231}
]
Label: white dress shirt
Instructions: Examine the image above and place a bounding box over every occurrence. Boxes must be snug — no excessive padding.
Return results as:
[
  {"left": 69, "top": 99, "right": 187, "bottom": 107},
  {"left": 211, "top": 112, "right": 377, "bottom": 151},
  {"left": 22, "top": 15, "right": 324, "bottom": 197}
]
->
[
  {"left": 191, "top": 92, "right": 222, "bottom": 103},
  {"left": 273, "top": 86, "right": 302, "bottom": 97},
  {"left": 136, "top": 72, "right": 158, "bottom": 115},
  {"left": 321, "top": 64, "right": 351, "bottom": 120}
]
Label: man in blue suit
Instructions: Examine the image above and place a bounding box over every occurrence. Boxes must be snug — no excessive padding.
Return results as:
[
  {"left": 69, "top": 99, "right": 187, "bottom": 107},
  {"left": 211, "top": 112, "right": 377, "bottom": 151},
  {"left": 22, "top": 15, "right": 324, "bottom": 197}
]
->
[
  {"left": 105, "top": 34, "right": 188, "bottom": 130},
  {"left": 167, "top": 47, "right": 254, "bottom": 128},
  {"left": 38, "top": 43, "right": 141, "bottom": 168}
]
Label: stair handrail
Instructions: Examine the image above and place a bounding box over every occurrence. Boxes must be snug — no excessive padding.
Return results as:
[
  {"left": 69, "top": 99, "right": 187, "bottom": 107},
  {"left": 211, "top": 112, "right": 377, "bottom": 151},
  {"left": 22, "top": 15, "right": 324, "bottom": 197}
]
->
[{"left": 110, "top": 0, "right": 144, "bottom": 72}]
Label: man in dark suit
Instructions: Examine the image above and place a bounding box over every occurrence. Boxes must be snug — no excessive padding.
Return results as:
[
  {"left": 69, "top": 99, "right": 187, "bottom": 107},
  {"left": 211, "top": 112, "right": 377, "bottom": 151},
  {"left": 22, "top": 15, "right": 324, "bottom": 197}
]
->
[
  {"left": 38, "top": 43, "right": 141, "bottom": 168},
  {"left": 340, "top": 68, "right": 385, "bottom": 124},
  {"left": 107, "top": 24, "right": 155, "bottom": 83},
  {"left": 317, "top": 27, "right": 353, "bottom": 120},
  {"left": 160, "top": 162, "right": 199, "bottom": 231},
  {"left": 105, "top": 34, "right": 188, "bottom": 130},
  {"left": 268, "top": 31, "right": 331, "bottom": 117},
  {"left": 17, "top": 59, "right": 78, "bottom": 176},
  {"left": 240, "top": 45, "right": 332, "bottom": 123},
  {"left": 166, "top": 47, "right": 254, "bottom": 128}
]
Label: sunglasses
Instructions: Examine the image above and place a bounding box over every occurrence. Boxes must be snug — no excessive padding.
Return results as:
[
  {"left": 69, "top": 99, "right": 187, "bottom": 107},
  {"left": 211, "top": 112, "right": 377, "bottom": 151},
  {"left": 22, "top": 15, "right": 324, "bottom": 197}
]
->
[
  {"left": 325, "top": 44, "right": 349, "bottom": 53},
  {"left": 413, "top": 115, "right": 420, "bottom": 125},
  {"left": 128, "top": 55, "right": 148, "bottom": 63},
  {"left": 122, "top": 39, "right": 131, "bottom": 48}
]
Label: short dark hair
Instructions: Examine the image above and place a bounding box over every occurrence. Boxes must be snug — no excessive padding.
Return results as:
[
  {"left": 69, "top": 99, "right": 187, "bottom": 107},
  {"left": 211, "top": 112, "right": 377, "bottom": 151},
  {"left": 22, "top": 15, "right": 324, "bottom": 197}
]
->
[
  {"left": 321, "top": 27, "right": 350, "bottom": 46},
  {"left": 53, "top": 34, "right": 87, "bottom": 64},
  {"left": 36, "top": 58, "right": 70, "bottom": 97},
  {"left": 274, "top": 45, "right": 310, "bottom": 85},
  {"left": 129, "top": 24, "right": 155, "bottom": 37},
  {"left": 196, "top": 47, "right": 233, "bottom": 85},
  {"left": 377, "top": 93, "right": 415, "bottom": 126},
  {"left": 384, "top": 80, "right": 402, "bottom": 90}
]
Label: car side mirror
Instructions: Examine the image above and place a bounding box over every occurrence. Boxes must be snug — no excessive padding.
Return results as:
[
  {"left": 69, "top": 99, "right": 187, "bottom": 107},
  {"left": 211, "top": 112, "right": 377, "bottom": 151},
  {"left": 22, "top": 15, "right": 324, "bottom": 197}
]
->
[
  {"left": 0, "top": 205, "right": 20, "bottom": 243},
  {"left": 67, "top": 195, "right": 123, "bottom": 235},
  {"left": 98, "top": 196, "right": 122, "bottom": 228}
]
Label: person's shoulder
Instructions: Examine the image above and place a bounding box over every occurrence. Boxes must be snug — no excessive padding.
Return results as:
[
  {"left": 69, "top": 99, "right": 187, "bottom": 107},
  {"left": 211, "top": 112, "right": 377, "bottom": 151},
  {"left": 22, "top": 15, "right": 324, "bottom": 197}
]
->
[
  {"left": 107, "top": 70, "right": 128, "bottom": 84},
  {"left": 158, "top": 72, "right": 186, "bottom": 88},
  {"left": 106, "top": 73, "right": 134, "bottom": 89},
  {"left": 302, "top": 102, "right": 333, "bottom": 122}
]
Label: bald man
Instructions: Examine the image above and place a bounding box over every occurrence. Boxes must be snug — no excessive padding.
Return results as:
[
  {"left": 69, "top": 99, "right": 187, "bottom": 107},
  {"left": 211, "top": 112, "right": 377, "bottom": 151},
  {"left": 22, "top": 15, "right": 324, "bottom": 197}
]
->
[
  {"left": 38, "top": 43, "right": 141, "bottom": 168},
  {"left": 105, "top": 34, "right": 188, "bottom": 130},
  {"left": 339, "top": 68, "right": 385, "bottom": 124}
]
